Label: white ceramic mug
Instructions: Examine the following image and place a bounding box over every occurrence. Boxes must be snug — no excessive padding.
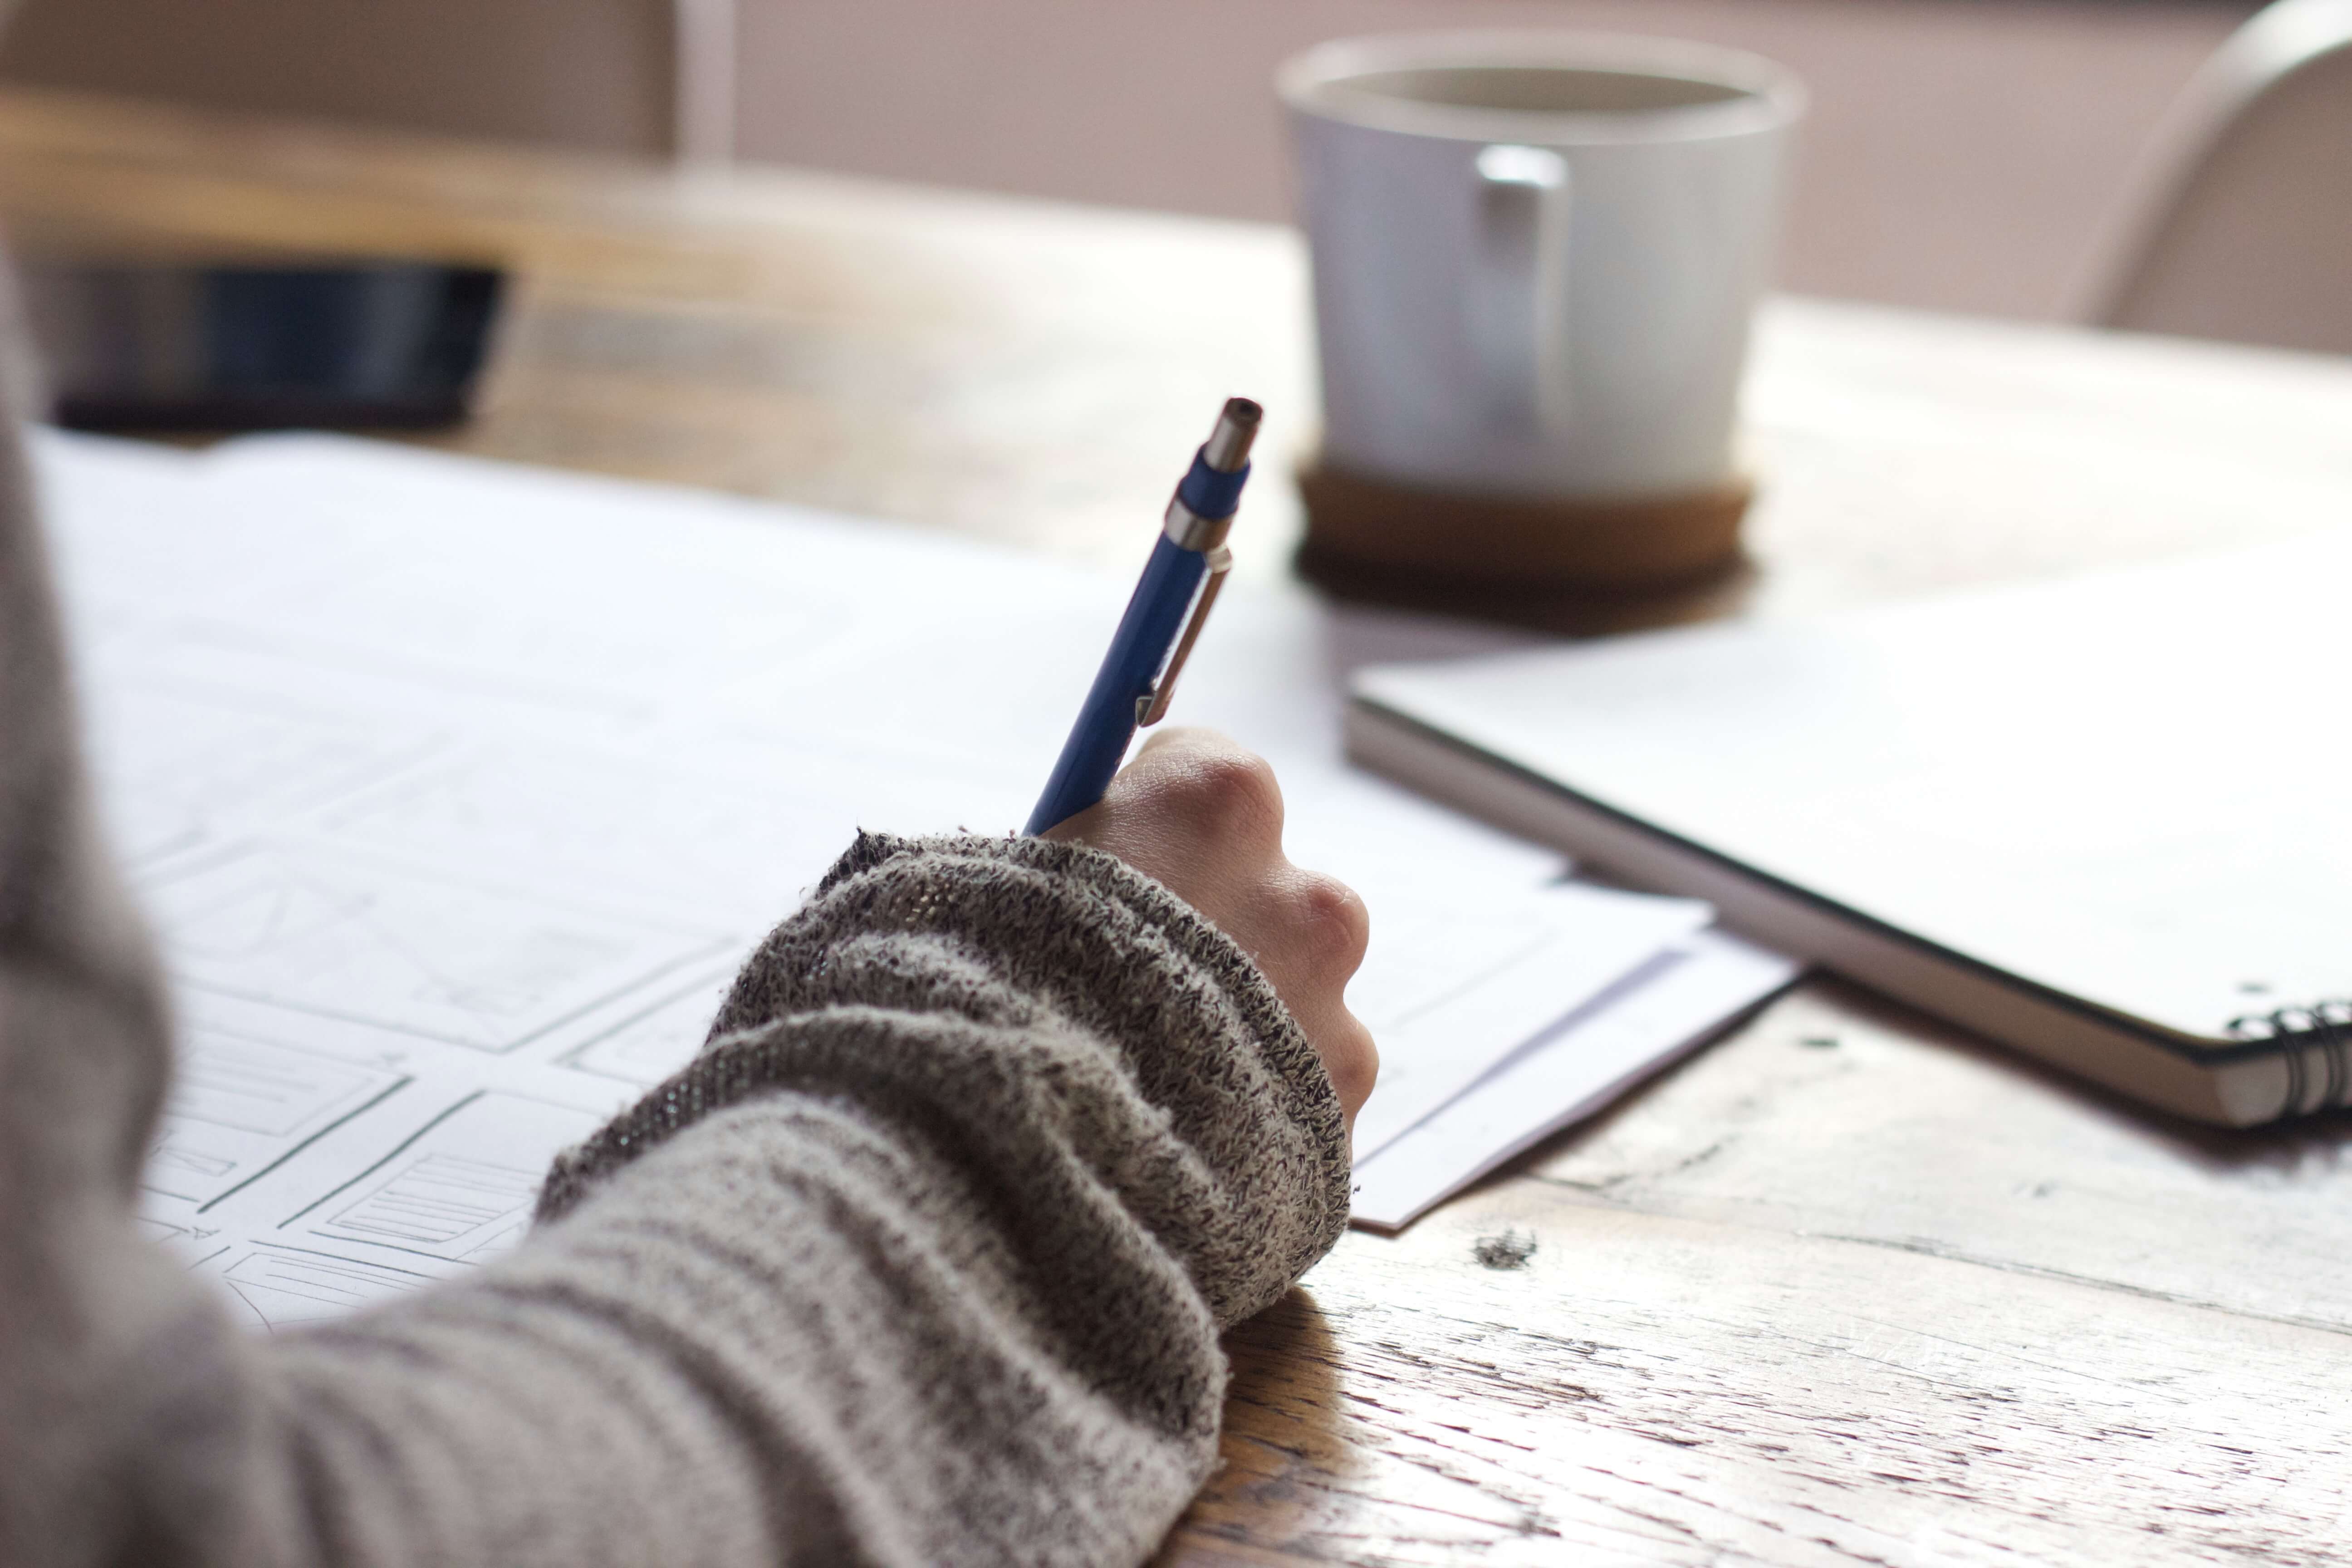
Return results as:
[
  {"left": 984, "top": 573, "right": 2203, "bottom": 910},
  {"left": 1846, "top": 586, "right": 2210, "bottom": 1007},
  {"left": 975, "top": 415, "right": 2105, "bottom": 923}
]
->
[{"left": 1281, "top": 34, "right": 1804, "bottom": 501}]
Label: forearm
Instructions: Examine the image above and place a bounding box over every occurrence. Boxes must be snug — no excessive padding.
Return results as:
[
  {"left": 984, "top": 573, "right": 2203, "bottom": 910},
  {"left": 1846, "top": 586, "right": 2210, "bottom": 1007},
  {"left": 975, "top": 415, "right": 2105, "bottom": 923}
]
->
[
  {"left": 244, "top": 833, "right": 1345, "bottom": 1567},
  {"left": 272, "top": 1087, "right": 1207, "bottom": 1565},
  {"left": 6, "top": 777, "right": 1346, "bottom": 1567}
]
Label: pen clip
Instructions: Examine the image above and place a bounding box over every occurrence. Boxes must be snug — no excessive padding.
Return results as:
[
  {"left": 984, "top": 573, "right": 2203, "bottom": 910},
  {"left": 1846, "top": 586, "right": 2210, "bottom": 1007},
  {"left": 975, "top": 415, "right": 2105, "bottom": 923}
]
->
[{"left": 1136, "top": 545, "right": 1232, "bottom": 727}]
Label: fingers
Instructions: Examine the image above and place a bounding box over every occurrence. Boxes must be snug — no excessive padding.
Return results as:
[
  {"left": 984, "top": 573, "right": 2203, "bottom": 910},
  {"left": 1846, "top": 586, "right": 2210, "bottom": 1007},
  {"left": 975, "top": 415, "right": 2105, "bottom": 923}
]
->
[
  {"left": 1259, "top": 868, "right": 1378, "bottom": 1123},
  {"left": 1245, "top": 869, "right": 1369, "bottom": 1031},
  {"left": 1122, "top": 727, "right": 1285, "bottom": 852},
  {"left": 1307, "top": 1009, "right": 1379, "bottom": 1125},
  {"left": 1041, "top": 728, "right": 1282, "bottom": 859},
  {"left": 1037, "top": 726, "right": 1378, "bottom": 1130},
  {"left": 1285, "top": 867, "right": 1372, "bottom": 983}
]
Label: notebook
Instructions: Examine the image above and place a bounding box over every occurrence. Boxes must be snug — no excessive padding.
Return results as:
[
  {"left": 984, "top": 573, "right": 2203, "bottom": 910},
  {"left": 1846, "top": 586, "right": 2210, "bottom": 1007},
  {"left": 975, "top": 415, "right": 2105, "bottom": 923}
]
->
[{"left": 1348, "top": 526, "right": 2352, "bottom": 1128}]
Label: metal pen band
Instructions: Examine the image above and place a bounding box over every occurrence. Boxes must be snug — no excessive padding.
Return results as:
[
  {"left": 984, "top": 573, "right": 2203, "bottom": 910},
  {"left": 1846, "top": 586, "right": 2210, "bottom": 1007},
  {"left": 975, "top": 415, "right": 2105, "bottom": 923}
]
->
[
  {"left": 1164, "top": 398, "right": 1260, "bottom": 548},
  {"left": 1162, "top": 496, "right": 1235, "bottom": 552}
]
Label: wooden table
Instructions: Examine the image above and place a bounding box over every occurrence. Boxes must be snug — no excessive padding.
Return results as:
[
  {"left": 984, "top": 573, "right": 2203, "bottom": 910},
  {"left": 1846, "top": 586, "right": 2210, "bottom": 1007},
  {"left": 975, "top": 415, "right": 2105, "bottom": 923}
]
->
[{"left": 7, "top": 88, "right": 2352, "bottom": 1566}]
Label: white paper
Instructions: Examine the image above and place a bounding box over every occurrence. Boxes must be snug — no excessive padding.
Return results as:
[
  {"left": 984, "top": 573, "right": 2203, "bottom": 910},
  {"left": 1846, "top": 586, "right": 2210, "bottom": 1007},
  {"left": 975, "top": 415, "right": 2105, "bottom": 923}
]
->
[
  {"left": 1349, "top": 929, "right": 1802, "bottom": 1231},
  {"left": 34, "top": 429, "right": 1778, "bottom": 1308},
  {"left": 1344, "top": 882, "right": 1713, "bottom": 1162}
]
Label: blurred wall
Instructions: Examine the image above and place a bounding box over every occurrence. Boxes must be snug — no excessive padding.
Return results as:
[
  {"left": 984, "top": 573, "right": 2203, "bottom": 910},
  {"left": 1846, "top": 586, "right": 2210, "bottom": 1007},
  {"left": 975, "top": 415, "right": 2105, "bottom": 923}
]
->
[
  {"left": 0, "top": 0, "right": 677, "bottom": 154},
  {"left": 0, "top": 0, "right": 2258, "bottom": 320},
  {"left": 732, "top": 0, "right": 2254, "bottom": 320}
]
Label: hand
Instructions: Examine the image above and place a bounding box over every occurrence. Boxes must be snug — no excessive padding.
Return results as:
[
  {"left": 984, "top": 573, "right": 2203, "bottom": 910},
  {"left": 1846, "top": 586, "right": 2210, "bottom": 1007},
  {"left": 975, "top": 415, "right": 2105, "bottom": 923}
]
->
[{"left": 1043, "top": 727, "right": 1377, "bottom": 1133}]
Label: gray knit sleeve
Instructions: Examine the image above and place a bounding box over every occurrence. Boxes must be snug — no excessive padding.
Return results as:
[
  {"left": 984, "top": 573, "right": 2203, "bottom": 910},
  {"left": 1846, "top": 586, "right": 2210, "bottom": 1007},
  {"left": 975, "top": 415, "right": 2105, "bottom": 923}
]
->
[
  {"left": 0, "top": 283, "right": 1367, "bottom": 1559},
  {"left": 539, "top": 830, "right": 1352, "bottom": 1328},
  {"left": 225, "top": 828, "right": 1349, "bottom": 1567}
]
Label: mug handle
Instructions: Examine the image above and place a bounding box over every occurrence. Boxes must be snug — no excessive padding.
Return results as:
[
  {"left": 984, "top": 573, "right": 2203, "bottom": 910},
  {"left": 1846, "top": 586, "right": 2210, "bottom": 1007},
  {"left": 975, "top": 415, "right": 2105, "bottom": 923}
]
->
[{"left": 1471, "top": 144, "right": 1569, "bottom": 434}]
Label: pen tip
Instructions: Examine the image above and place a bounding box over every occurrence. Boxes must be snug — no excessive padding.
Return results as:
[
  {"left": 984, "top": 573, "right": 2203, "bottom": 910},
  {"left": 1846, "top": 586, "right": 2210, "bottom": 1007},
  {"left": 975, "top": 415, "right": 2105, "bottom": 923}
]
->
[{"left": 1204, "top": 397, "right": 1263, "bottom": 472}]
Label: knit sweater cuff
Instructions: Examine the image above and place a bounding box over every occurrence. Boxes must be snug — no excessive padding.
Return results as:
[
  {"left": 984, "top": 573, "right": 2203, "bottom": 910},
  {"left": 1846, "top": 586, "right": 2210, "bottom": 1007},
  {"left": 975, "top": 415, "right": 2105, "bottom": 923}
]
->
[{"left": 536, "top": 831, "right": 1352, "bottom": 1326}]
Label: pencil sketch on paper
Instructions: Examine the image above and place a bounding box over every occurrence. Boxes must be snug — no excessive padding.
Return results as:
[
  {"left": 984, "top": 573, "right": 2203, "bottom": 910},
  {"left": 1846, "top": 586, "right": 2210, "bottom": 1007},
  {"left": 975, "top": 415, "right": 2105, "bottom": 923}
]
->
[
  {"left": 77, "top": 674, "right": 443, "bottom": 867},
  {"left": 319, "top": 1156, "right": 543, "bottom": 1260},
  {"left": 288, "top": 1092, "right": 608, "bottom": 1269},
  {"left": 220, "top": 1248, "right": 431, "bottom": 1331},
  {"left": 135, "top": 1215, "right": 230, "bottom": 1270},
  {"left": 141, "top": 1030, "right": 409, "bottom": 1206},
  {"left": 563, "top": 970, "right": 737, "bottom": 1088},
  {"left": 141, "top": 843, "right": 729, "bottom": 1053},
  {"left": 305, "top": 746, "right": 851, "bottom": 927}
]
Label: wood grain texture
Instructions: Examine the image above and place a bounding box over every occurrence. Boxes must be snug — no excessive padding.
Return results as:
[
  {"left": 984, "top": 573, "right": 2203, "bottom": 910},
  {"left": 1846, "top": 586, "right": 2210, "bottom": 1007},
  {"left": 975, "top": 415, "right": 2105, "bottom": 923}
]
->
[
  {"left": 4, "top": 88, "right": 2348, "bottom": 1567},
  {"left": 1177, "top": 988, "right": 2352, "bottom": 1565},
  {"left": 0, "top": 86, "right": 1318, "bottom": 581}
]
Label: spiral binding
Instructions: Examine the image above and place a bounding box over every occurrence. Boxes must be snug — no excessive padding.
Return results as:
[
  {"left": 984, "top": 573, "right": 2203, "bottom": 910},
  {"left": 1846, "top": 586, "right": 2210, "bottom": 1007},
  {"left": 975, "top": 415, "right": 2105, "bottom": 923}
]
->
[{"left": 2225, "top": 1000, "right": 2352, "bottom": 1116}]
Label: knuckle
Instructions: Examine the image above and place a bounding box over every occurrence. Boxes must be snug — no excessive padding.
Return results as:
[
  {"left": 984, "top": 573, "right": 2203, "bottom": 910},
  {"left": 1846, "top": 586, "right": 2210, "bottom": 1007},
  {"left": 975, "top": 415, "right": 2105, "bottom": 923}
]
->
[
  {"left": 1325, "top": 1019, "right": 1380, "bottom": 1107},
  {"left": 1165, "top": 750, "right": 1283, "bottom": 840},
  {"left": 1289, "top": 872, "right": 1371, "bottom": 972}
]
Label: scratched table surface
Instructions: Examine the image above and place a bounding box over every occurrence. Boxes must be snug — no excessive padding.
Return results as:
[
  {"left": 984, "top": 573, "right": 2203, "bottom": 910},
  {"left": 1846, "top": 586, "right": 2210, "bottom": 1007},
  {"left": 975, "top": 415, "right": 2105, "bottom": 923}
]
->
[{"left": 6, "top": 88, "right": 2352, "bottom": 1568}]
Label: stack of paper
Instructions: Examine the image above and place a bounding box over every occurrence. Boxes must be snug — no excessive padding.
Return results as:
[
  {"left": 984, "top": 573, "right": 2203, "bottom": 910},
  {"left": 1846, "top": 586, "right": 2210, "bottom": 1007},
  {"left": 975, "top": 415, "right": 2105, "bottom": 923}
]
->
[
  {"left": 37, "top": 430, "right": 1796, "bottom": 1321},
  {"left": 1346, "top": 928, "right": 1795, "bottom": 1229}
]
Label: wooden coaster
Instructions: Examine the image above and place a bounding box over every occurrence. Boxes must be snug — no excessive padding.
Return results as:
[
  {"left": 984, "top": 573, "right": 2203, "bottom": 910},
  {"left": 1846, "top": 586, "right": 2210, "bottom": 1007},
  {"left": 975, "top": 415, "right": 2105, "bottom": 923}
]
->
[{"left": 1296, "top": 456, "right": 1754, "bottom": 594}]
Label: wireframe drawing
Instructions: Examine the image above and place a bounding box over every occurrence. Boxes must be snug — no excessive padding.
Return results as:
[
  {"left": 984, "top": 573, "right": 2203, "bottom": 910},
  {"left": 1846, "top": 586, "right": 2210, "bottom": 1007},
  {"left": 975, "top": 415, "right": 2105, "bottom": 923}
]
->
[
  {"left": 74, "top": 657, "right": 442, "bottom": 865},
  {"left": 142, "top": 843, "right": 727, "bottom": 1051},
  {"left": 309, "top": 745, "right": 853, "bottom": 927},
  {"left": 220, "top": 1247, "right": 429, "bottom": 1331},
  {"left": 141, "top": 1029, "right": 408, "bottom": 1205},
  {"left": 291, "top": 1092, "right": 607, "bottom": 1266},
  {"left": 563, "top": 969, "right": 737, "bottom": 1087}
]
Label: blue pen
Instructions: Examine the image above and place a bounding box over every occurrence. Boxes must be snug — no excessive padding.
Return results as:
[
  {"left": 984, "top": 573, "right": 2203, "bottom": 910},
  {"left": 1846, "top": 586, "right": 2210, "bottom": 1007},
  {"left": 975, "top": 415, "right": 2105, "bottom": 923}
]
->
[{"left": 1024, "top": 397, "right": 1261, "bottom": 835}]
